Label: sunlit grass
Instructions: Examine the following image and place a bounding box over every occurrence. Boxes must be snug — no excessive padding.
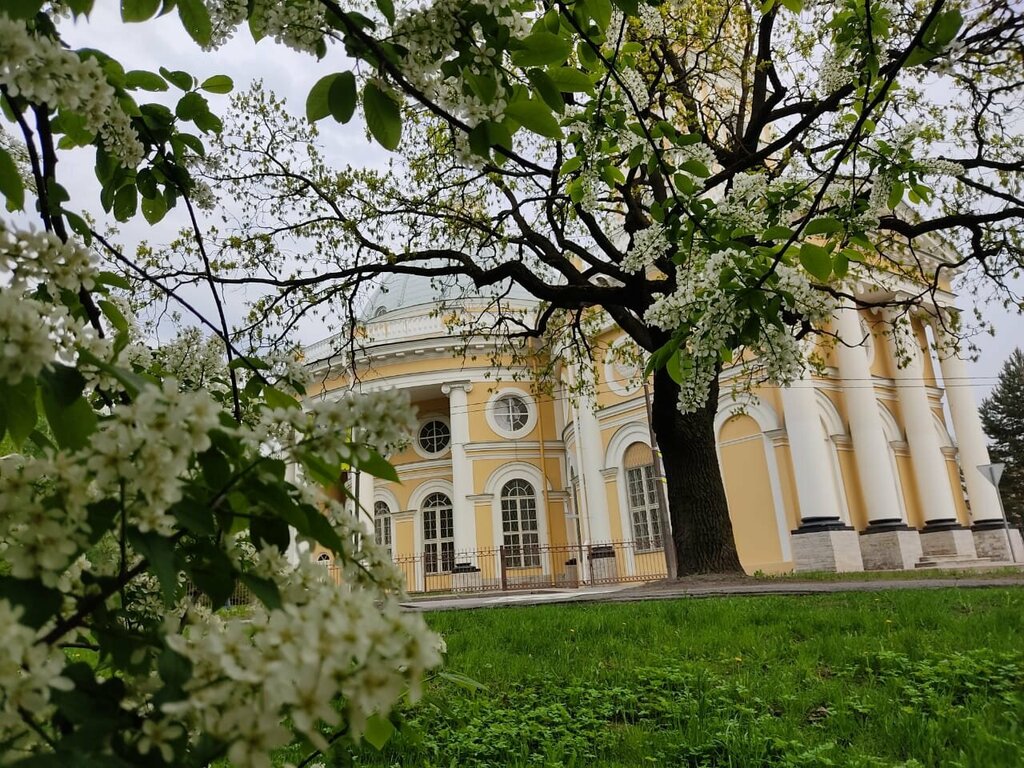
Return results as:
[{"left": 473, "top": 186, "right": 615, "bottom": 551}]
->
[{"left": 316, "top": 588, "right": 1024, "bottom": 767}]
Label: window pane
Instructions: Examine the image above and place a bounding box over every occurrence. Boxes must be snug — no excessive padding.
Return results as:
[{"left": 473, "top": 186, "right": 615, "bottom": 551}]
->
[{"left": 418, "top": 420, "right": 451, "bottom": 454}]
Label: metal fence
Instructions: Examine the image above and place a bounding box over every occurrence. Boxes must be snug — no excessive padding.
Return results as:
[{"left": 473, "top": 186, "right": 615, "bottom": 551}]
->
[{"left": 390, "top": 540, "right": 669, "bottom": 595}]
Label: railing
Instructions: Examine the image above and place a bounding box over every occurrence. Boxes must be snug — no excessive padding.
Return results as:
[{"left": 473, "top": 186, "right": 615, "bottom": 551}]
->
[{"left": 390, "top": 540, "right": 669, "bottom": 595}]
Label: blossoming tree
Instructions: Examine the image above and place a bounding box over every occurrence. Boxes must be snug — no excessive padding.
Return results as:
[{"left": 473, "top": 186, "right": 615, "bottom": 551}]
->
[
  {"left": 132, "top": 0, "right": 1024, "bottom": 574},
  {"left": 0, "top": 4, "right": 454, "bottom": 766}
]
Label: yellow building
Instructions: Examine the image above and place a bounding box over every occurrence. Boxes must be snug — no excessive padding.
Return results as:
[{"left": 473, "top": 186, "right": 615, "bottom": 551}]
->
[{"left": 305, "top": 273, "right": 1022, "bottom": 590}]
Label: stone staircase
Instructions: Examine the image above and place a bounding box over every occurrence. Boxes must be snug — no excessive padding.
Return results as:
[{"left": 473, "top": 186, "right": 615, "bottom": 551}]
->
[{"left": 914, "top": 553, "right": 1017, "bottom": 570}]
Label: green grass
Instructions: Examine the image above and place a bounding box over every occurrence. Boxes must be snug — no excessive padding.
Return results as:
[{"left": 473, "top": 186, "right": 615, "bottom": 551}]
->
[
  {"left": 319, "top": 588, "right": 1024, "bottom": 768},
  {"left": 756, "top": 566, "right": 1024, "bottom": 582}
]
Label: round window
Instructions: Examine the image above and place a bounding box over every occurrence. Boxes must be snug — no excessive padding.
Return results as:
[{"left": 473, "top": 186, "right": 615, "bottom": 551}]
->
[
  {"left": 418, "top": 419, "right": 451, "bottom": 454},
  {"left": 494, "top": 394, "right": 529, "bottom": 433}
]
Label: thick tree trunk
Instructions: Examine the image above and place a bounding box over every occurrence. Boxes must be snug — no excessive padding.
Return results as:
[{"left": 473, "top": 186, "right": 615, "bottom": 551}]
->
[{"left": 651, "top": 366, "right": 744, "bottom": 576}]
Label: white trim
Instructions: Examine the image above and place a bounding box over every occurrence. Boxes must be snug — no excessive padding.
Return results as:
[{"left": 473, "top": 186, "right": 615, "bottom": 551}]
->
[
  {"left": 715, "top": 395, "right": 792, "bottom": 563},
  {"left": 484, "top": 386, "right": 538, "bottom": 439},
  {"left": 603, "top": 336, "right": 643, "bottom": 397},
  {"left": 606, "top": 424, "right": 658, "bottom": 577},
  {"left": 483, "top": 462, "right": 551, "bottom": 564},
  {"left": 877, "top": 402, "right": 909, "bottom": 522},
  {"left": 413, "top": 413, "right": 452, "bottom": 459},
  {"left": 816, "top": 391, "right": 852, "bottom": 524}
]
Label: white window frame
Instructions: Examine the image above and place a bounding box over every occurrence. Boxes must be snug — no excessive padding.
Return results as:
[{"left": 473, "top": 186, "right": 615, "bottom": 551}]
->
[
  {"left": 485, "top": 387, "right": 537, "bottom": 438},
  {"left": 500, "top": 479, "right": 541, "bottom": 568},
  {"left": 414, "top": 416, "right": 451, "bottom": 458},
  {"left": 422, "top": 492, "right": 454, "bottom": 574},
  {"left": 373, "top": 499, "right": 393, "bottom": 557},
  {"left": 625, "top": 463, "right": 663, "bottom": 552}
]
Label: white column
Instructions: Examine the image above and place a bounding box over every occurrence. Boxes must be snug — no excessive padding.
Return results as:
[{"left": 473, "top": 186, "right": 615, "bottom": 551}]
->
[
  {"left": 780, "top": 372, "right": 844, "bottom": 527},
  {"left": 833, "top": 303, "right": 905, "bottom": 525},
  {"left": 933, "top": 328, "right": 1004, "bottom": 523},
  {"left": 441, "top": 381, "right": 478, "bottom": 562},
  {"left": 887, "top": 314, "right": 959, "bottom": 526},
  {"left": 357, "top": 470, "right": 375, "bottom": 530},
  {"left": 575, "top": 372, "right": 612, "bottom": 544}
]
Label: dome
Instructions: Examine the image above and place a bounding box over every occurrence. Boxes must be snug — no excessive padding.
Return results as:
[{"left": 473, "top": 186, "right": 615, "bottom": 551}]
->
[{"left": 360, "top": 269, "right": 537, "bottom": 320}]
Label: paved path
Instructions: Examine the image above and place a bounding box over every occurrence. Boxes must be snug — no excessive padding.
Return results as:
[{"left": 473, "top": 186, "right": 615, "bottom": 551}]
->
[{"left": 401, "top": 574, "right": 1024, "bottom": 612}]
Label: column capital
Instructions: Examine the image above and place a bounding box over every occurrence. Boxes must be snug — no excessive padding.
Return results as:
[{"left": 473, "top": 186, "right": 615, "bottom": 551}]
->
[{"left": 441, "top": 380, "right": 473, "bottom": 396}]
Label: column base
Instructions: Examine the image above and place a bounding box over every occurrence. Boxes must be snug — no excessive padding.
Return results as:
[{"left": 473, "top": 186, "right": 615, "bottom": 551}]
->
[
  {"left": 791, "top": 527, "right": 864, "bottom": 573},
  {"left": 971, "top": 523, "right": 1024, "bottom": 563},
  {"left": 919, "top": 523, "right": 977, "bottom": 559},
  {"left": 859, "top": 526, "right": 923, "bottom": 571}
]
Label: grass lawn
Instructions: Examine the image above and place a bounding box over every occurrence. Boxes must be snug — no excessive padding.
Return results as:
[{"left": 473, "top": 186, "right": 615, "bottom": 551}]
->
[{"left": 314, "top": 587, "right": 1024, "bottom": 768}]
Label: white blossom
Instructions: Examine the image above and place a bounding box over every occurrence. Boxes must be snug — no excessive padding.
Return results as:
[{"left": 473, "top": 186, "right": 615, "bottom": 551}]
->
[
  {"left": 0, "top": 15, "right": 144, "bottom": 167},
  {"left": 622, "top": 222, "right": 669, "bottom": 273}
]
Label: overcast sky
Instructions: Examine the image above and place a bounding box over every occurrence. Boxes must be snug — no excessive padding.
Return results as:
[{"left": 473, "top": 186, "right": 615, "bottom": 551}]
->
[{"left": 52, "top": 5, "right": 1023, "bottom": 405}]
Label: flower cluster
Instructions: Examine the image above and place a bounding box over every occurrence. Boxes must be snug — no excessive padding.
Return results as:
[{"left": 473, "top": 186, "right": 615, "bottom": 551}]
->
[
  {"left": 87, "top": 382, "right": 221, "bottom": 534},
  {"left": 645, "top": 249, "right": 835, "bottom": 412},
  {"left": 0, "top": 15, "right": 144, "bottom": 167},
  {"left": 0, "top": 601, "right": 72, "bottom": 753},
  {"left": 622, "top": 222, "right": 670, "bottom": 273},
  {"left": 715, "top": 173, "right": 769, "bottom": 232},
  {"left": 203, "top": 0, "right": 327, "bottom": 53},
  {"left": 164, "top": 554, "right": 442, "bottom": 767},
  {"left": 392, "top": 0, "right": 528, "bottom": 128}
]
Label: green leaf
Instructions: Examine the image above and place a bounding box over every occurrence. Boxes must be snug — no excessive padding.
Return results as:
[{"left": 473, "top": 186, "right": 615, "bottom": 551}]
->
[
  {"left": 438, "top": 670, "right": 488, "bottom": 691},
  {"left": 357, "top": 449, "right": 400, "bottom": 483},
  {"left": 250, "top": 514, "right": 290, "bottom": 552},
  {"left": 545, "top": 67, "right": 595, "bottom": 94},
  {"left": 125, "top": 69, "right": 167, "bottom": 91},
  {"left": 512, "top": 32, "right": 573, "bottom": 67},
  {"left": 363, "top": 82, "right": 402, "bottom": 150},
  {"left": 1, "top": 378, "right": 37, "bottom": 447},
  {"left": 178, "top": 0, "right": 213, "bottom": 46},
  {"left": 5, "top": 0, "right": 45, "bottom": 20},
  {"left": 0, "top": 577, "right": 62, "bottom": 629},
  {"left": 200, "top": 74, "right": 234, "bottom": 94},
  {"left": 526, "top": 69, "right": 565, "bottom": 114},
  {"left": 375, "top": 0, "right": 395, "bottom": 24},
  {"left": 128, "top": 530, "right": 181, "bottom": 604},
  {"left": 239, "top": 573, "right": 282, "bottom": 610},
  {"left": 799, "top": 241, "right": 833, "bottom": 281},
  {"left": 263, "top": 386, "right": 300, "bottom": 410},
  {"left": 584, "top": 0, "right": 613, "bottom": 30},
  {"left": 761, "top": 225, "right": 794, "bottom": 241},
  {"left": 176, "top": 91, "right": 210, "bottom": 121},
  {"left": 141, "top": 192, "right": 168, "bottom": 224},
  {"left": 832, "top": 250, "right": 850, "bottom": 279},
  {"left": 364, "top": 713, "right": 396, "bottom": 751},
  {"left": 666, "top": 349, "right": 683, "bottom": 384},
  {"left": 0, "top": 147, "right": 25, "bottom": 212},
  {"left": 886, "top": 181, "right": 904, "bottom": 210},
  {"left": 159, "top": 67, "right": 195, "bottom": 91},
  {"left": 560, "top": 156, "right": 582, "bottom": 175},
  {"left": 113, "top": 184, "right": 137, "bottom": 221},
  {"left": 504, "top": 98, "right": 562, "bottom": 139},
  {"left": 121, "top": 0, "right": 160, "bottom": 22},
  {"left": 158, "top": 648, "right": 193, "bottom": 690},
  {"left": 306, "top": 73, "right": 337, "bottom": 122},
  {"left": 40, "top": 367, "right": 96, "bottom": 450},
  {"left": 804, "top": 216, "right": 844, "bottom": 236},
  {"left": 328, "top": 72, "right": 358, "bottom": 123},
  {"left": 98, "top": 300, "right": 129, "bottom": 334},
  {"left": 680, "top": 159, "right": 710, "bottom": 177}
]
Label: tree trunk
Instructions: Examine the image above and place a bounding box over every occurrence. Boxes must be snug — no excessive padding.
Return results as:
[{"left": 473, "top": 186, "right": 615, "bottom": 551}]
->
[{"left": 651, "top": 366, "right": 744, "bottom": 576}]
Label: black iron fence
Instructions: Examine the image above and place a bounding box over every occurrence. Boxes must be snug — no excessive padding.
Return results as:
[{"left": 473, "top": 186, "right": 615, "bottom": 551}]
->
[{"left": 386, "top": 540, "right": 669, "bottom": 595}]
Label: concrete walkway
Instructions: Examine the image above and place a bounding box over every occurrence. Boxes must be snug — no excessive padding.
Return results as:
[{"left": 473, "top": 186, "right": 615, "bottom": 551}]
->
[{"left": 401, "top": 572, "right": 1024, "bottom": 612}]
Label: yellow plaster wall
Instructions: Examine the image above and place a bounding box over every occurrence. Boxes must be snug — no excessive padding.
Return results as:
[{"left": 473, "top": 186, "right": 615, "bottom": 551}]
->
[
  {"left": 394, "top": 516, "right": 415, "bottom": 559},
  {"left": 474, "top": 502, "right": 494, "bottom": 550},
  {"left": 718, "top": 415, "right": 787, "bottom": 573},
  {"left": 893, "top": 454, "right": 924, "bottom": 528},
  {"left": 604, "top": 479, "right": 625, "bottom": 541},
  {"left": 946, "top": 458, "right": 971, "bottom": 526}
]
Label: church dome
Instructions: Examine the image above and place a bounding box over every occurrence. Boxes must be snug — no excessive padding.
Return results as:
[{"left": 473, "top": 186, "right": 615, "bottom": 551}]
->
[{"left": 360, "top": 269, "right": 537, "bottom": 320}]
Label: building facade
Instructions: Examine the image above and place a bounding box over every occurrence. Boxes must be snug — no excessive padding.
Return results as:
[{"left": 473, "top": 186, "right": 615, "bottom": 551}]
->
[{"left": 304, "top": 273, "right": 1023, "bottom": 590}]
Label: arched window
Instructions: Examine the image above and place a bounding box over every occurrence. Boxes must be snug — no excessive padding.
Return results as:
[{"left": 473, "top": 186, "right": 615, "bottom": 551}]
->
[
  {"left": 422, "top": 492, "right": 454, "bottom": 574},
  {"left": 624, "top": 442, "right": 662, "bottom": 551},
  {"left": 500, "top": 479, "right": 540, "bottom": 567},
  {"left": 316, "top": 552, "right": 333, "bottom": 566},
  {"left": 374, "top": 500, "right": 392, "bottom": 557}
]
